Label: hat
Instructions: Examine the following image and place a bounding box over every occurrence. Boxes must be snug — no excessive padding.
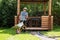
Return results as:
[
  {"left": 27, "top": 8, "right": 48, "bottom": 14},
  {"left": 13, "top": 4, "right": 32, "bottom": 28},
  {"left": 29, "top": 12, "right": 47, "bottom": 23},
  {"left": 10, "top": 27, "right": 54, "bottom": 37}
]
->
[{"left": 23, "top": 7, "right": 27, "bottom": 10}]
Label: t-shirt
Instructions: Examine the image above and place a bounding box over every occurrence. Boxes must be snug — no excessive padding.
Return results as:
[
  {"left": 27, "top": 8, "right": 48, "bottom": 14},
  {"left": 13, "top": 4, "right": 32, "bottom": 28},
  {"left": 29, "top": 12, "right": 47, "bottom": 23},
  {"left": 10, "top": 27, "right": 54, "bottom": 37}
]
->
[{"left": 20, "top": 11, "right": 28, "bottom": 21}]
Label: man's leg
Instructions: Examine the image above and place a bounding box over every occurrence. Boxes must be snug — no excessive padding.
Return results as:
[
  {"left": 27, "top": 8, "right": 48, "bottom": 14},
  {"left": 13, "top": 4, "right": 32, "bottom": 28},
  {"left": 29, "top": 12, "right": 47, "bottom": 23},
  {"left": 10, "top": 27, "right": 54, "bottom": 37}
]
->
[
  {"left": 23, "top": 21, "right": 27, "bottom": 26},
  {"left": 22, "top": 21, "right": 27, "bottom": 32}
]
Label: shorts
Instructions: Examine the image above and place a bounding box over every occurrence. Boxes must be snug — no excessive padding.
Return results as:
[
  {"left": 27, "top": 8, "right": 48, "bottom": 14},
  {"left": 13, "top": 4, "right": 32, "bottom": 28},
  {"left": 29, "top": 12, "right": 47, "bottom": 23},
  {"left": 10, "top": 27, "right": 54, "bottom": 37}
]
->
[{"left": 20, "top": 20, "right": 27, "bottom": 26}]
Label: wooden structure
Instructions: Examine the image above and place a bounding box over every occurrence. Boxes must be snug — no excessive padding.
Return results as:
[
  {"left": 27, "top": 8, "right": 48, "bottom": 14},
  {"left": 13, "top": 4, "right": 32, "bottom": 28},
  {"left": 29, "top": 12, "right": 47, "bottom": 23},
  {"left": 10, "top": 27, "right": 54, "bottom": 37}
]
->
[{"left": 14, "top": 0, "right": 53, "bottom": 30}]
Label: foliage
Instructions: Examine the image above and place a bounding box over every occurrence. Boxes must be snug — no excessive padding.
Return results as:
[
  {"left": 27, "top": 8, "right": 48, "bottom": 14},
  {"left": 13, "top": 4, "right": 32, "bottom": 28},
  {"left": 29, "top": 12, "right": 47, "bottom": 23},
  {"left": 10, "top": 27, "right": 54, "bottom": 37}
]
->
[
  {"left": 0, "top": 0, "right": 17, "bottom": 27},
  {"left": 20, "top": 3, "right": 48, "bottom": 16},
  {"left": 52, "top": 0, "right": 60, "bottom": 25}
]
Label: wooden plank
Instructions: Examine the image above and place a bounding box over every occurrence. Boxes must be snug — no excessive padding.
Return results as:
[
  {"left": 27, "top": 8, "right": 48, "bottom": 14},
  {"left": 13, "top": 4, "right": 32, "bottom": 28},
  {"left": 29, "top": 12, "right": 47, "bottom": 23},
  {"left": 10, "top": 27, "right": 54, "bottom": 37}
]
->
[
  {"left": 24, "top": 27, "right": 49, "bottom": 30},
  {"left": 42, "top": 24, "right": 48, "bottom": 25},
  {"left": 48, "top": 0, "right": 52, "bottom": 15},
  {"left": 21, "top": 0, "right": 49, "bottom": 2},
  {"left": 17, "top": 0, "right": 20, "bottom": 23},
  {"left": 14, "top": 16, "right": 17, "bottom": 26},
  {"left": 51, "top": 16, "right": 53, "bottom": 30},
  {"left": 48, "top": 0, "right": 52, "bottom": 30},
  {"left": 42, "top": 21, "right": 48, "bottom": 22},
  {"left": 41, "top": 16, "right": 53, "bottom": 28},
  {"left": 42, "top": 23, "right": 48, "bottom": 25},
  {"left": 21, "top": 2, "right": 41, "bottom": 4}
]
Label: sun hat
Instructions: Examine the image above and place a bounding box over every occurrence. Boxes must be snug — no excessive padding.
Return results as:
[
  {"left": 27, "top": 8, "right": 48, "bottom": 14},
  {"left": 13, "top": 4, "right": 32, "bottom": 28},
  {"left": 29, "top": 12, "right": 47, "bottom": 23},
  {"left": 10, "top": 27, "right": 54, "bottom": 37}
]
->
[{"left": 23, "top": 7, "right": 27, "bottom": 10}]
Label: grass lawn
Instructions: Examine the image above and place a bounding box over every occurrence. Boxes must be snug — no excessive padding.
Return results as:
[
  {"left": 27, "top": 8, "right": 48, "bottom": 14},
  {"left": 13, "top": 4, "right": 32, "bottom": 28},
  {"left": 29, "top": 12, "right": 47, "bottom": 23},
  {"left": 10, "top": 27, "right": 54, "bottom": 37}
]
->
[
  {"left": 0, "top": 25, "right": 60, "bottom": 40},
  {"left": 58, "top": 38, "right": 60, "bottom": 40},
  {"left": 41, "top": 25, "right": 60, "bottom": 40},
  {"left": 0, "top": 28, "right": 40, "bottom": 40}
]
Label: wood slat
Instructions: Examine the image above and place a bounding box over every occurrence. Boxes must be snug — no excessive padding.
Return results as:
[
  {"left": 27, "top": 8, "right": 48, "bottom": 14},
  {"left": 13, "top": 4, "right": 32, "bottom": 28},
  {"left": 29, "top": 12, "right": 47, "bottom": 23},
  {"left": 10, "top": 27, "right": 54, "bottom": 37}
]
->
[
  {"left": 41, "top": 16, "right": 53, "bottom": 28},
  {"left": 21, "top": 0, "right": 49, "bottom": 2},
  {"left": 14, "top": 16, "right": 17, "bottom": 26},
  {"left": 24, "top": 27, "right": 49, "bottom": 30}
]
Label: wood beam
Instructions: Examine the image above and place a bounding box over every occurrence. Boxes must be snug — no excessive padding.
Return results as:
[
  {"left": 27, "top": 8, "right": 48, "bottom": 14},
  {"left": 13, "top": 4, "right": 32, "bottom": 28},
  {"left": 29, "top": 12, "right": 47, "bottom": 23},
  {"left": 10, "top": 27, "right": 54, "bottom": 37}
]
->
[
  {"left": 14, "top": 16, "right": 17, "bottom": 26},
  {"left": 17, "top": 0, "right": 20, "bottom": 23},
  {"left": 48, "top": 0, "right": 52, "bottom": 15},
  {"left": 21, "top": 0, "right": 49, "bottom": 2},
  {"left": 48, "top": 0, "right": 52, "bottom": 30},
  {"left": 21, "top": 2, "right": 41, "bottom": 4},
  {"left": 43, "top": 2, "right": 46, "bottom": 15}
]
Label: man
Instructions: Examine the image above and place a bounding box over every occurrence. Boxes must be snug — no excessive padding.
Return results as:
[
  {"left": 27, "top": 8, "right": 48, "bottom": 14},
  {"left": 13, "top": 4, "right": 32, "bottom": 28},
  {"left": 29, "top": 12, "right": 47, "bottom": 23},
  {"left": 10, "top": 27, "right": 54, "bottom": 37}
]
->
[
  {"left": 20, "top": 7, "right": 28, "bottom": 25},
  {"left": 16, "top": 7, "right": 28, "bottom": 34}
]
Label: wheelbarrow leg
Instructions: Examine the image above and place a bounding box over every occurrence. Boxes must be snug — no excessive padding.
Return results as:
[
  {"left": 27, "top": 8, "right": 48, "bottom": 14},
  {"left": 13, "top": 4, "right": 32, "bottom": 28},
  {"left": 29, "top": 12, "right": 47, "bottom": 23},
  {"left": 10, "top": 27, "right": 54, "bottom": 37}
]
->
[
  {"left": 16, "top": 25, "right": 26, "bottom": 34},
  {"left": 16, "top": 28, "right": 21, "bottom": 34}
]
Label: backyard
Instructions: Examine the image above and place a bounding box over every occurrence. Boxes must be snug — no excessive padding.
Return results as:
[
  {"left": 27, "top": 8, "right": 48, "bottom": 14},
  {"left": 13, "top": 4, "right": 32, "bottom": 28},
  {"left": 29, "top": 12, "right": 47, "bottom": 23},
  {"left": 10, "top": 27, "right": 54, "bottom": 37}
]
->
[{"left": 0, "top": 0, "right": 60, "bottom": 40}]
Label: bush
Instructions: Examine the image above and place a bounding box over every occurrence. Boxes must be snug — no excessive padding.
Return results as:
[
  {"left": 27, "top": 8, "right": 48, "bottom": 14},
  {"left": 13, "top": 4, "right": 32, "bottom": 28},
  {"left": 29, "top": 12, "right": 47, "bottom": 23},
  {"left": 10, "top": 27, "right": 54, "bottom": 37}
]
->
[{"left": 0, "top": 0, "right": 17, "bottom": 28}]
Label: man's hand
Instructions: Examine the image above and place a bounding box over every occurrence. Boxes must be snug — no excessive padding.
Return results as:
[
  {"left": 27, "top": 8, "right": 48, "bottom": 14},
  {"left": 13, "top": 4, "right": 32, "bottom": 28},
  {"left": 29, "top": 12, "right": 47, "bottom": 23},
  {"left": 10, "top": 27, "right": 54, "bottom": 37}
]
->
[
  {"left": 19, "top": 16, "right": 20, "bottom": 20},
  {"left": 25, "top": 15, "right": 28, "bottom": 19}
]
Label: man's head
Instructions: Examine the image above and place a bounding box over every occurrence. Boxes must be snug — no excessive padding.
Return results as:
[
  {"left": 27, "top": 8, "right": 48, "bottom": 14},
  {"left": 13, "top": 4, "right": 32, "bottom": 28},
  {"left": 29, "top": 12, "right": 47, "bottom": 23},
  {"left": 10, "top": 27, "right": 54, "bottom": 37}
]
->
[{"left": 23, "top": 7, "right": 27, "bottom": 12}]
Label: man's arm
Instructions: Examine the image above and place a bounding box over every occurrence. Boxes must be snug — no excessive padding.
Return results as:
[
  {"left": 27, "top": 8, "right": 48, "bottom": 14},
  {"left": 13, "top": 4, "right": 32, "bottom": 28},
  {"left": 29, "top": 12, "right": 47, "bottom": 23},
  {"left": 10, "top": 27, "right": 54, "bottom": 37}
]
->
[
  {"left": 25, "top": 13, "right": 28, "bottom": 19},
  {"left": 26, "top": 15, "right": 28, "bottom": 19},
  {"left": 19, "top": 12, "right": 22, "bottom": 21}
]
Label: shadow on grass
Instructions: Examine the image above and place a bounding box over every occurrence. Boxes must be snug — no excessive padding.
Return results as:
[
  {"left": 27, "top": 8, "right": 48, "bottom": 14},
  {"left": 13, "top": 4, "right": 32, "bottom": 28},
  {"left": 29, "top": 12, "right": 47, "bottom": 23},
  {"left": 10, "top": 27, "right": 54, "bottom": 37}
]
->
[
  {"left": 53, "top": 25, "right": 60, "bottom": 32},
  {"left": 0, "top": 28, "right": 16, "bottom": 35},
  {"left": 0, "top": 28, "right": 30, "bottom": 35}
]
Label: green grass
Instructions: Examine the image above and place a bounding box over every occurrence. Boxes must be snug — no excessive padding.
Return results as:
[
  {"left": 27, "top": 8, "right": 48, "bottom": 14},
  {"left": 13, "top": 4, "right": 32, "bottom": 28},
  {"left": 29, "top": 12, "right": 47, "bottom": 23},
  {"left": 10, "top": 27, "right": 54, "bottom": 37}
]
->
[
  {"left": 0, "top": 25, "right": 60, "bottom": 40},
  {"left": 0, "top": 28, "right": 40, "bottom": 40},
  {"left": 58, "top": 38, "right": 60, "bottom": 40},
  {"left": 41, "top": 25, "right": 60, "bottom": 40}
]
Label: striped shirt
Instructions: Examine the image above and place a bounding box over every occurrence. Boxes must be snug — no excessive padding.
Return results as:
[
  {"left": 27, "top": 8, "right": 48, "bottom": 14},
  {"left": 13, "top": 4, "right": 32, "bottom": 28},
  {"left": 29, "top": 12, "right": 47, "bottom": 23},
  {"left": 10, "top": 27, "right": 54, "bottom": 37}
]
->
[{"left": 20, "top": 11, "right": 28, "bottom": 21}]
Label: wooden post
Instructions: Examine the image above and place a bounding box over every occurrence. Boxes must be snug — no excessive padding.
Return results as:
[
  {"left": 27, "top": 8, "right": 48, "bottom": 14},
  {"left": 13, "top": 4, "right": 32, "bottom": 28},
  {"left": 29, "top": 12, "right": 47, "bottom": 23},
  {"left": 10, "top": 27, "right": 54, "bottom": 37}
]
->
[
  {"left": 48, "top": 0, "right": 52, "bottom": 15},
  {"left": 48, "top": 0, "right": 52, "bottom": 30},
  {"left": 16, "top": 0, "right": 20, "bottom": 34},
  {"left": 43, "top": 2, "right": 46, "bottom": 15},
  {"left": 14, "top": 16, "right": 17, "bottom": 26},
  {"left": 17, "top": 0, "right": 20, "bottom": 23}
]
